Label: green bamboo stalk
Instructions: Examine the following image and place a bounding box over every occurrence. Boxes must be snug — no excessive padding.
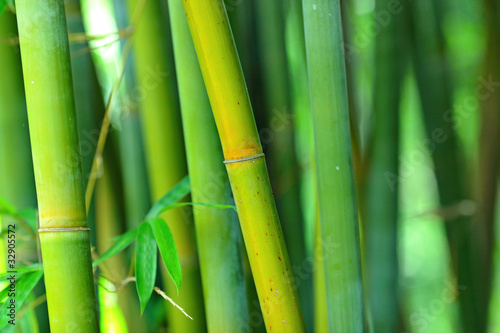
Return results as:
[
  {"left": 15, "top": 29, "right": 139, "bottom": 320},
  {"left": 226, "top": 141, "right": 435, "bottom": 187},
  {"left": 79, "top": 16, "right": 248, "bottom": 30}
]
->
[
  {"left": 167, "top": 1, "right": 249, "bottom": 331},
  {"left": 364, "top": 0, "right": 405, "bottom": 330},
  {"left": 0, "top": 10, "right": 47, "bottom": 332},
  {"left": 314, "top": 209, "right": 328, "bottom": 332},
  {"left": 474, "top": 0, "right": 500, "bottom": 328},
  {"left": 0, "top": 11, "right": 36, "bottom": 211},
  {"left": 284, "top": 0, "right": 316, "bottom": 257},
  {"left": 126, "top": 0, "right": 206, "bottom": 330},
  {"left": 302, "top": 0, "right": 365, "bottom": 331},
  {"left": 182, "top": 0, "right": 305, "bottom": 331},
  {"left": 15, "top": 0, "right": 99, "bottom": 331}
]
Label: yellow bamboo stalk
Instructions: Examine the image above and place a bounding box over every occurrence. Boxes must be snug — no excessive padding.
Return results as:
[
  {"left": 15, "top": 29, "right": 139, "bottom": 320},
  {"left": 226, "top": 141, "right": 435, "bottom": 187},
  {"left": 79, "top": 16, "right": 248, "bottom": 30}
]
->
[{"left": 182, "top": 1, "right": 305, "bottom": 331}]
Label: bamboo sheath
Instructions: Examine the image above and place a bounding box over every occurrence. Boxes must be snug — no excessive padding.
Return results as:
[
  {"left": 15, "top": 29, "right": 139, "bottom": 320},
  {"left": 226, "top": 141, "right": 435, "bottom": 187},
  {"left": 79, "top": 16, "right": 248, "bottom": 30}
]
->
[
  {"left": 182, "top": 0, "right": 305, "bottom": 331},
  {"left": 15, "top": 0, "right": 98, "bottom": 331}
]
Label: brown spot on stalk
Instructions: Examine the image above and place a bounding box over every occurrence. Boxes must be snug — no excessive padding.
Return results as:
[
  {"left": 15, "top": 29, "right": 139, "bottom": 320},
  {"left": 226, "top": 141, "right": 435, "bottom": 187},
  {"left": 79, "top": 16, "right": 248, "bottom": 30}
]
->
[{"left": 278, "top": 256, "right": 282, "bottom": 261}]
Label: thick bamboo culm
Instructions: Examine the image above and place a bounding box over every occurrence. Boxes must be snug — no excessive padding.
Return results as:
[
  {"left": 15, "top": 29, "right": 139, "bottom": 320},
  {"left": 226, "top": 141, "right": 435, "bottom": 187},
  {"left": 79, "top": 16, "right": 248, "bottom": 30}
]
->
[
  {"left": 15, "top": 0, "right": 99, "bottom": 331},
  {"left": 182, "top": 0, "right": 306, "bottom": 331}
]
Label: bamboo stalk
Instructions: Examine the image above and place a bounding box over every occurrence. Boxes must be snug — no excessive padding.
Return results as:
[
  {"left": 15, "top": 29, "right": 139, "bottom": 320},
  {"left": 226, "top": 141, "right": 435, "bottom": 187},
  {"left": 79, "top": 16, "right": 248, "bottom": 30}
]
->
[
  {"left": 182, "top": 1, "right": 305, "bottom": 331},
  {"left": 284, "top": 0, "right": 316, "bottom": 257},
  {"left": 364, "top": 0, "right": 405, "bottom": 330},
  {"left": 0, "top": 10, "right": 47, "bottom": 332},
  {"left": 126, "top": 0, "right": 206, "bottom": 330},
  {"left": 302, "top": 0, "right": 365, "bottom": 331},
  {"left": 167, "top": 1, "right": 249, "bottom": 331},
  {"left": 15, "top": 0, "right": 99, "bottom": 331}
]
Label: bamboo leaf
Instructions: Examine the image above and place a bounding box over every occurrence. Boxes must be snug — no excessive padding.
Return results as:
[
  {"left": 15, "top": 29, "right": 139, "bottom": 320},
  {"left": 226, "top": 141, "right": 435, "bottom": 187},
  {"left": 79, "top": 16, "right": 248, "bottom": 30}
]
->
[
  {"left": 93, "top": 229, "right": 137, "bottom": 268},
  {"left": 148, "top": 218, "right": 182, "bottom": 291},
  {"left": 145, "top": 176, "right": 190, "bottom": 219},
  {"left": 0, "top": 264, "right": 42, "bottom": 285},
  {"left": 0, "top": 270, "right": 43, "bottom": 330},
  {"left": 135, "top": 222, "right": 157, "bottom": 314}
]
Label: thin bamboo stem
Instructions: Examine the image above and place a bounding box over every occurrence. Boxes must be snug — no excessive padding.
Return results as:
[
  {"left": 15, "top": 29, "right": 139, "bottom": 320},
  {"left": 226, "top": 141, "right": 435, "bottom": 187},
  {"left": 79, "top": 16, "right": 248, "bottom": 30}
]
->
[
  {"left": 364, "top": 0, "right": 406, "bottom": 330},
  {"left": 302, "top": 0, "right": 365, "bottom": 331},
  {"left": 126, "top": 0, "right": 206, "bottom": 330}
]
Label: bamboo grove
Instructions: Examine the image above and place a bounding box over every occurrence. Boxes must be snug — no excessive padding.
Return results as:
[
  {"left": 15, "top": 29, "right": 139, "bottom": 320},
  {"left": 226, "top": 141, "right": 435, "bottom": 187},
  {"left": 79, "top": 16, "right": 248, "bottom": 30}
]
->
[{"left": 0, "top": 0, "right": 499, "bottom": 332}]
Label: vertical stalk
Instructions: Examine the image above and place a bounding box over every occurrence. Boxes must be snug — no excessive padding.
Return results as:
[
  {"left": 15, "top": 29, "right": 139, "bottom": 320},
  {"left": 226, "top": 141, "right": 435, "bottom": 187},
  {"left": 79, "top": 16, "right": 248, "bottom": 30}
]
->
[
  {"left": 15, "top": 0, "right": 99, "bottom": 331},
  {"left": 126, "top": 0, "right": 206, "bottom": 330},
  {"left": 474, "top": 0, "right": 500, "bottom": 327},
  {"left": 364, "top": 0, "right": 405, "bottom": 330},
  {"left": 302, "top": 0, "right": 365, "bottom": 331},
  {"left": 182, "top": 0, "right": 306, "bottom": 331},
  {"left": 314, "top": 209, "right": 328, "bottom": 332},
  {"left": 0, "top": 9, "right": 47, "bottom": 331},
  {"left": 167, "top": 0, "right": 249, "bottom": 331},
  {"left": 284, "top": 0, "right": 316, "bottom": 257}
]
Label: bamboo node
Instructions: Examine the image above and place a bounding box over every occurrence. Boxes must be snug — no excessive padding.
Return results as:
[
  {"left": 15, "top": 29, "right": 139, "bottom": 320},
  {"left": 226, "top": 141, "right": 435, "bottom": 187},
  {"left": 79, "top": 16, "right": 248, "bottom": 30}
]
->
[
  {"left": 38, "top": 227, "right": 90, "bottom": 233},
  {"left": 223, "top": 153, "right": 265, "bottom": 164}
]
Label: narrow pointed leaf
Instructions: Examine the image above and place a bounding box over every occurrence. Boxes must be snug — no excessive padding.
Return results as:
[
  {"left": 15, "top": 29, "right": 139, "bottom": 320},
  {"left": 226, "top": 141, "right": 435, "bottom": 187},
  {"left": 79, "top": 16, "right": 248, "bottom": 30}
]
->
[
  {"left": 145, "top": 176, "right": 190, "bottom": 219},
  {"left": 0, "top": 270, "right": 44, "bottom": 330},
  {"left": 135, "top": 222, "right": 157, "bottom": 314},
  {"left": 0, "top": 264, "right": 42, "bottom": 284},
  {"left": 93, "top": 228, "right": 138, "bottom": 268},
  {"left": 148, "top": 218, "right": 182, "bottom": 291}
]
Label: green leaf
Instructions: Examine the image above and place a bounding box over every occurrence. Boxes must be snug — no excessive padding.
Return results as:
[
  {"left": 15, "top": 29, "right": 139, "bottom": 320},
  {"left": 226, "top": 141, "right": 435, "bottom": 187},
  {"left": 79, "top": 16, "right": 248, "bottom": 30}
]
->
[
  {"left": 135, "top": 222, "right": 157, "bottom": 314},
  {"left": 0, "top": 270, "right": 44, "bottom": 330},
  {"left": 0, "top": 264, "right": 42, "bottom": 285},
  {"left": 148, "top": 218, "right": 182, "bottom": 291},
  {"left": 158, "top": 202, "right": 237, "bottom": 213},
  {"left": 146, "top": 176, "right": 191, "bottom": 219},
  {"left": 0, "top": 197, "right": 16, "bottom": 215},
  {"left": 93, "top": 229, "right": 137, "bottom": 268}
]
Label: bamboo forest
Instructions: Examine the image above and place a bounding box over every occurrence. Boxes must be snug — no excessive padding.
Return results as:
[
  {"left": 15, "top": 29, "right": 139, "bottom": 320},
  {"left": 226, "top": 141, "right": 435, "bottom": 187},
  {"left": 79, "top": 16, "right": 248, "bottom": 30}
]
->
[{"left": 0, "top": 0, "right": 498, "bottom": 332}]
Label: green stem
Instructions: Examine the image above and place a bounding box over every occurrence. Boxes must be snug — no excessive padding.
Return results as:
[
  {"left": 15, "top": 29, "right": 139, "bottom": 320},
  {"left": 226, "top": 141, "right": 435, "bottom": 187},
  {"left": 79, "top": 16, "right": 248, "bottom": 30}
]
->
[
  {"left": 15, "top": 0, "right": 99, "bottom": 330},
  {"left": 302, "top": 0, "right": 365, "bottom": 331},
  {"left": 364, "top": 0, "right": 405, "bottom": 330}
]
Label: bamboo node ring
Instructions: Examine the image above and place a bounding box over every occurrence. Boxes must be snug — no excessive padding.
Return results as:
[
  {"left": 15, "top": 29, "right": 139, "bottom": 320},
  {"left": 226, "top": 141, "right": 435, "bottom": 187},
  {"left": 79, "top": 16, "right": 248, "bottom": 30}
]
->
[
  {"left": 223, "top": 153, "right": 265, "bottom": 164},
  {"left": 38, "top": 227, "right": 91, "bottom": 233}
]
